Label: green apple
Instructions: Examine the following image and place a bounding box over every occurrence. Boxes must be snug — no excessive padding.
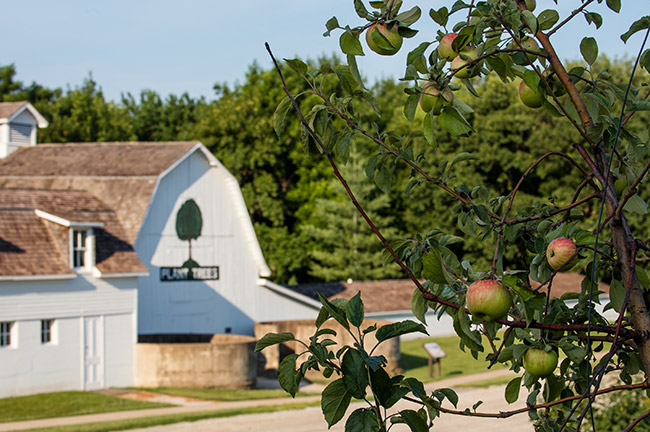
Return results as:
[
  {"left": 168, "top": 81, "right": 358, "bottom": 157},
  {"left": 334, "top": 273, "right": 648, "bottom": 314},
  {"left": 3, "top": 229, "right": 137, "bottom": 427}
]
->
[
  {"left": 450, "top": 47, "right": 479, "bottom": 79},
  {"left": 366, "top": 23, "right": 403, "bottom": 56},
  {"left": 438, "top": 32, "right": 459, "bottom": 61},
  {"left": 419, "top": 84, "right": 454, "bottom": 115},
  {"left": 523, "top": 348, "right": 558, "bottom": 378},
  {"left": 546, "top": 237, "right": 578, "bottom": 270},
  {"left": 466, "top": 280, "right": 512, "bottom": 321},
  {"left": 518, "top": 80, "right": 544, "bottom": 108}
]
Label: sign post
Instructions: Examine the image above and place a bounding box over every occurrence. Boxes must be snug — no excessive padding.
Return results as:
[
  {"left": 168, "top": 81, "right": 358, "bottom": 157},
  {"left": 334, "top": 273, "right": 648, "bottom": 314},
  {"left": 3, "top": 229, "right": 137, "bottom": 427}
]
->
[{"left": 423, "top": 342, "right": 446, "bottom": 378}]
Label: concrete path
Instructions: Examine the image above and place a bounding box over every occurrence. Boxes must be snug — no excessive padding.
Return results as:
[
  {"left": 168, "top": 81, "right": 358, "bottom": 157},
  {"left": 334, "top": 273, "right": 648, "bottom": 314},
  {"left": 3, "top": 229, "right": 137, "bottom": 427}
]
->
[{"left": 0, "top": 369, "right": 532, "bottom": 432}]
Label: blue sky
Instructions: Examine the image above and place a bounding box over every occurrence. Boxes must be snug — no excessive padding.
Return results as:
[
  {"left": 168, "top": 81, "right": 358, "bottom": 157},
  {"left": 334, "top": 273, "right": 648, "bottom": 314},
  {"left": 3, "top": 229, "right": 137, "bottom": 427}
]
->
[{"left": 2, "top": 1, "right": 644, "bottom": 102}]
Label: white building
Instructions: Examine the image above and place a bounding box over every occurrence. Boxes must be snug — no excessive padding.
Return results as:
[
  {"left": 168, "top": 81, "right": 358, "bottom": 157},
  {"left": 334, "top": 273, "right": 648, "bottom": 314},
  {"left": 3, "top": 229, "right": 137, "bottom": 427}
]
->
[{"left": 0, "top": 102, "right": 320, "bottom": 397}]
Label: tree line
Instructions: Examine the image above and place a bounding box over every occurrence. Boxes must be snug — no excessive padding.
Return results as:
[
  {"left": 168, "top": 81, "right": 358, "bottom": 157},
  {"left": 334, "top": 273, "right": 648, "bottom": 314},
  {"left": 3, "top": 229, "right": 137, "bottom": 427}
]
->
[{"left": 1, "top": 57, "right": 646, "bottom": 285}]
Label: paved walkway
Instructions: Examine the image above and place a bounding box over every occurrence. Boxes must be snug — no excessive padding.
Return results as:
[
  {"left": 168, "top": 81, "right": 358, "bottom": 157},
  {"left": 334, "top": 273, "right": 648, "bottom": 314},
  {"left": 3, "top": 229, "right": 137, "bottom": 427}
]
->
[{"left": 0, "top": 369, "right": 526, "bottom": 432}]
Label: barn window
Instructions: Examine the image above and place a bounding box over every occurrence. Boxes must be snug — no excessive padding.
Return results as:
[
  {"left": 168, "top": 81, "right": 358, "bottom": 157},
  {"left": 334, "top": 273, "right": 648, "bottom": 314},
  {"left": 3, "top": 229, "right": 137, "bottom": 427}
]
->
[
  {"left": 9, "top": 123, "right": 33, "bottom": 144},
  {"left": 41, "top": 319, "right": 55, "bottom": 344},
  {"left": 0, "top": 322, "right": 13, "bottom": 347}
]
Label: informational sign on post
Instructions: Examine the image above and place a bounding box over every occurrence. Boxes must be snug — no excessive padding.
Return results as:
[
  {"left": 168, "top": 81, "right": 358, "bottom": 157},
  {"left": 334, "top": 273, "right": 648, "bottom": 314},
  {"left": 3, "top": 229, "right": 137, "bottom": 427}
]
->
[{"left": 423, "top": 342, "right": 446, "bottom": 378}]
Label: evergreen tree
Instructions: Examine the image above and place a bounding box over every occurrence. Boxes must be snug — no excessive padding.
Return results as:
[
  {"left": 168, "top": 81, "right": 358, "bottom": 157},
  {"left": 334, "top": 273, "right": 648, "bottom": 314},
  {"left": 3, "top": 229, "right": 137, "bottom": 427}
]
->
[{"left": 301, "top": 144, "right": 402, "bottom": 282}]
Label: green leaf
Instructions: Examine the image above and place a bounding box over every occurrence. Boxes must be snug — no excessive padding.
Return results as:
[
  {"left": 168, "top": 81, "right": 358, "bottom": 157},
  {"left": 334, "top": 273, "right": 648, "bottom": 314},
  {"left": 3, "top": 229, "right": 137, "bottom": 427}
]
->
[
  {"left": 347, "top": 54, "right": 367, "bottom": 90},
  {"left": 423, "top": 110, "right": 436, "bottom": 147},
  {"left": 422, "top": 250, "right": 447, "bottom": 284},
  {"left": 353, "top": 0, "right": 370, "bottom": 19},
  {"left": 429, "top": 6, "right": 449, "bottom": 26},
  {"left": 284, "top": 58, "right": 308, "bottom": 75},
  {"left": 609, "top": 279, "right": 626, "bottom": 313},
  {"left": 404, "top": 93, "right": 419, "bottom": 122},
  {"left": 583, "top": 12, "right": 603, "bottom": 29},
  {"left": 346, "top": 291, "right": 364, "bottom": 327},
  {"left": 318, "top": 292, "right": 350, "bottom": 330},
  {"left": 446, "top": 152, "right": 480, "bottom": 175},
  {"left": 273, "top": 96, "right": 293, "bottom": 138},
  {"left": 438, "top": 106, "right": 474, "bottom": 136},
  {"left": 374, "top": 163, "right": 392, "bottom": 193},
  {"left": 606, "top": 0, "right": 621, "bottom": 13},
  {"left": 537, "top": 9, "right": 559, "bottom": 30},
  {"left": 435, "top": 388, "right": 459, "bottom": 408},
  {"left": 411, "top": 288, "right": 429, "bottom": 324},
  {"left": 339, "top": 31, "right": 364, "bottom": 56},
  {"left": 321, "top": 379, "right": 352, "bottom": 427},
  {"left": 376, "top": 320, "right": 428, "bottom": 342},
  {"left": 402, "top": 377, "right": 427, "bottom": 398},
  {"left": 621, "top": 17, "right": 650, "bottom": 43},
  {"left": 505, "top": 377, "right": 522, "bottom": 403},
  {"left": 278, "top": 353, "right": 300, "bottom": 397},
  {"left": 342, "top": 349, "right": 369, "bottom": 399},
  {"left": 580, "top": 37, "right": 598, "bottom": 65},
  {"left": 521, "top": 10, "right": 538, "bottom": 34},
  {"left": 370, "top": 367, "right": 408, "bottom": 408},
  {"left": 345, "top": 408, "right": 380, "bottom": 432},
  {"left": 396, "top": 6, "right": 422, "bottom": 26},
  {"left": 400, "top": 409, "right": 429, "bottom": 432},
  {"left": 324, "top": 17, "right": 339, "bottom": 37},
  {"left": 623, "top": 194, "right": 648, "bottom": 214},
  {"left": 255, "top": 332, "right": 295, "bottom": 352}
]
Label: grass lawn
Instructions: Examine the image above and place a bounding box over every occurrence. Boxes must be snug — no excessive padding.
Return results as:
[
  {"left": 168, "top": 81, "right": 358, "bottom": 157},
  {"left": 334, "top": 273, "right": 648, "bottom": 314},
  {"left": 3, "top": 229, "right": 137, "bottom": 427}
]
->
[
  {"left": 0, "top": 391, "right": 169, "bottom": 423},
  {"left": 401, "top": 334, "right": 508, "bottom": 383},
  {"left": 132, "top": 387, "right": 318, "bottom": 401},
  {"left": 19, "top": 401, "right": 321, "bottom": 432}
]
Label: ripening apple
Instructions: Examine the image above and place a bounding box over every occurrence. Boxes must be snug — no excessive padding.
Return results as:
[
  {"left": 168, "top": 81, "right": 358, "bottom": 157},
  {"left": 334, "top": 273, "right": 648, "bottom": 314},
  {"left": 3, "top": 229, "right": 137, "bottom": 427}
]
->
[
  {"left": 546, "top": 237, "right": 578, "bottom": 270},
  {"left": 419, "top": 83, "right": 454, "bottom": 115},
  {"left": 450, "top": 47, "right": 479, "bottom": 79},
  {"left": 518, "top": 80, "right": 544, "bottom": 108},
  {"left": 366, "top": 23, "right": 403, "bottom": 56},
  {"left": 523, "top": 348, "right": 558, "bottom": 378},
  {"left": 466, "top": 280, "right": 512, "bottom": 322},
  {"left": 438, "top": 33, "right": 459, "bottom": 61}
]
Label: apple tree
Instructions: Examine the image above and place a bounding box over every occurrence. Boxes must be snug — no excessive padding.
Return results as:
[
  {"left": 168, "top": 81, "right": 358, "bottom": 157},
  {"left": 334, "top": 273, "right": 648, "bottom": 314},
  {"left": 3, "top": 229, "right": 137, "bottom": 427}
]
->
[{"left": 257, "top": 1, "right": 650, "bottom": 431}]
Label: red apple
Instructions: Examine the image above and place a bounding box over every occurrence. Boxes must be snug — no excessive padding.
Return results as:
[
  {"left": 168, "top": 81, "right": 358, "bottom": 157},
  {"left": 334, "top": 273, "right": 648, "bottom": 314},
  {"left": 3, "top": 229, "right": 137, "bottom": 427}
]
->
[
  {"left": 419, "top": 83, "right": 454, "bottom": 115},
  {"left": 438, "top": 33, "right": 459, "bottom": 61},
  {"left": 523, "top": 348, "right": 558, "bottom": 378},
  {"left": 518, "top": 80, "right": 544, "bottom": 108},
  {"left": 450, "top": 47, "right": 479, "bottom": 79},
  {"left": 546, "top": 237, "right": 578, "bottom": 270},
  {"left": 366, "top": 23, "right": 403, "bottom": 56},
  {"left": 466, "top": 280, "right": 512, "bottom": 322}
]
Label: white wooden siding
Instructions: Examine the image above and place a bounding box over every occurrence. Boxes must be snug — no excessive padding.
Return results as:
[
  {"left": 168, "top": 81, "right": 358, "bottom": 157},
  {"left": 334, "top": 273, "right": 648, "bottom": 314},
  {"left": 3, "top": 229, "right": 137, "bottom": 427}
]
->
[{"left": 0, "top": 277, "right": 137, "bottom": 397}]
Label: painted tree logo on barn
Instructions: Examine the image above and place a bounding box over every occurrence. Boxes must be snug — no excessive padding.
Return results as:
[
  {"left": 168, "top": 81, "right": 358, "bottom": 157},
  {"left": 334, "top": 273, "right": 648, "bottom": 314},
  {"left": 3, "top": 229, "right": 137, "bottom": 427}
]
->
[{"left": 160, "top": 199, "right": 219, "bottom": 282}]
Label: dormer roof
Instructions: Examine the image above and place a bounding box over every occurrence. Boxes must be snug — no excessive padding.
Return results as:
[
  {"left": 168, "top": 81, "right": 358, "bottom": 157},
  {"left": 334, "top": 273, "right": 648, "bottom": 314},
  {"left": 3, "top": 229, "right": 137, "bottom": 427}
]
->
[
  {"left": 0, "top": 188, "right": 147, "bottom": 278},
  {"left": 0, "top": 101, "right": 49, "bottom": 127}
]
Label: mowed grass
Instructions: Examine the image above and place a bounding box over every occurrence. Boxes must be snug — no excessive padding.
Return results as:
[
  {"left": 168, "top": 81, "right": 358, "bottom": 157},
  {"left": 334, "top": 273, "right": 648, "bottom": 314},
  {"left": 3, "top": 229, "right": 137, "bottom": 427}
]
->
[
  {"left": 0, "top": 391, "right": 169, "bottom": 423},
  {"left": 14, "top": 401, "right": 321, "bottom": 432},
  {"left": 133, "top": 387, "right": 318, "bottom": 401},
  {"left": 401, "top": 334, "right": 509, "bottom": 383}
]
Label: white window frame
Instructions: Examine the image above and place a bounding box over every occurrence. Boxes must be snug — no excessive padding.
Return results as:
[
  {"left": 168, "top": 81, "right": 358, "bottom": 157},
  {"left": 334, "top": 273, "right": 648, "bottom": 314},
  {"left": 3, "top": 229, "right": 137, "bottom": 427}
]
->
[
  {"left": 0, "top": 321, "right": 14, "bottom": 348},
  {"left": 41, "top": 319, "right": 56, "bottom": 345},
  {"left": 71, "top": 228, "right": 95, "bottom": 272}
]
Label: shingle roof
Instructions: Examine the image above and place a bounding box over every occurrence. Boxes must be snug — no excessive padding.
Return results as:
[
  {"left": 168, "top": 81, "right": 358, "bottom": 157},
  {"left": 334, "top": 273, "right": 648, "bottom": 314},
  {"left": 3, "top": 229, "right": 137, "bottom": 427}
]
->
[
  {"left": 0, "top": 141, "right": 199, "bottom": 243},
  {"left": 290, "top": 273, "right": 609, "bottom": 314},
  {"left": 0, "top": 188, "right": 146, "bottom": 276},
  {"left": 0, "top": 101, "right": 27, "bottom": 119}
]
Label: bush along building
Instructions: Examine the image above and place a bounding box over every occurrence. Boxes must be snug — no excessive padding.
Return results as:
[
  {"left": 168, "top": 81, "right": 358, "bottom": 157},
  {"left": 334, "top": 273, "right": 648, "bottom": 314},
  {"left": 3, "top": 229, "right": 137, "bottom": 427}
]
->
[{"left": 0, "top": 102, "right": 320, "bottom": 397}]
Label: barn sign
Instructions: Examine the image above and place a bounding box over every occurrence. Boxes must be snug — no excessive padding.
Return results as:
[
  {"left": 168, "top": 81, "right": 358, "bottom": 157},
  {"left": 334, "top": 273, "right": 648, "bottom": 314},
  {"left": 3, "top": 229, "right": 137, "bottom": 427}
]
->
[{"left": 160, "top": 199, "right": 220, "bottom": 282}]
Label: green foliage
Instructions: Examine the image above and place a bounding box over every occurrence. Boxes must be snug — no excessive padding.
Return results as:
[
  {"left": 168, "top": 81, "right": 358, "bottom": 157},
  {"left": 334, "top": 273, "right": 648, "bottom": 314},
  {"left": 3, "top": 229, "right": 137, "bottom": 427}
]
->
[{"left": 265, "top": 1, "right": 650, "bottom": 431}]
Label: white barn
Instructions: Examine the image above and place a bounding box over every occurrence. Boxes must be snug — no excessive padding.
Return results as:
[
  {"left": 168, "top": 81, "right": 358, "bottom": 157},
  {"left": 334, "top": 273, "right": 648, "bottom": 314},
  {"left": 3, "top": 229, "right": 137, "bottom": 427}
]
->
[{"left": 0, "top": 102, "right": 320, "bottom": 397}]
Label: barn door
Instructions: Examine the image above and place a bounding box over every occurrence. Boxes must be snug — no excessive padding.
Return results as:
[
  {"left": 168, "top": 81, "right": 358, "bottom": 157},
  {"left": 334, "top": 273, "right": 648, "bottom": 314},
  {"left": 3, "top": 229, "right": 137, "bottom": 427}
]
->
[{"left": 83, "top": 316, "right": 104, "bottom": 390}]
